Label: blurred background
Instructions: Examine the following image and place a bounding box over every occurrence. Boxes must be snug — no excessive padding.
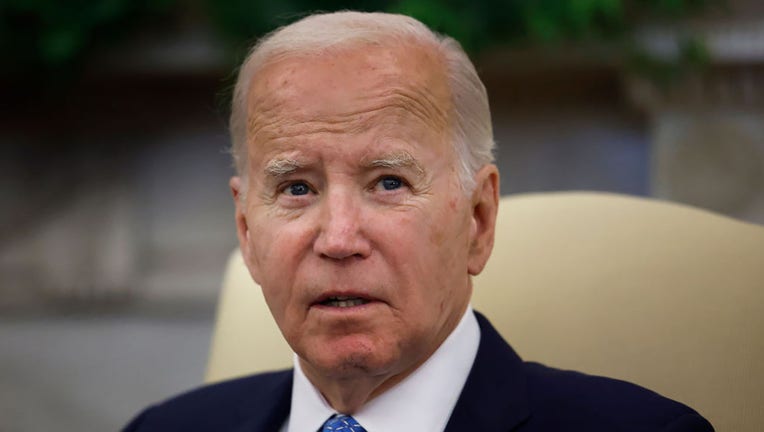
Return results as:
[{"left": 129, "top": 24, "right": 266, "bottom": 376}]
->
[{"left": 2, "top": 0, "right": 763, "bottom": 430}]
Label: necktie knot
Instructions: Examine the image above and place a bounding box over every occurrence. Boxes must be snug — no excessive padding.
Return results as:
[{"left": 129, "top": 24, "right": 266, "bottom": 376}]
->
[{"left": 321, "top": 414, "right": 367, "bottom": 432}]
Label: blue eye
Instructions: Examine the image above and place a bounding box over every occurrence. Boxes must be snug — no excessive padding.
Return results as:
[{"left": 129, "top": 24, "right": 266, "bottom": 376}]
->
[
  {"left": 380, "top": 177, "right": 402, "bottom": 191},
  {"left": 287, "top": 182, "right": 310, "bottom": 196}
]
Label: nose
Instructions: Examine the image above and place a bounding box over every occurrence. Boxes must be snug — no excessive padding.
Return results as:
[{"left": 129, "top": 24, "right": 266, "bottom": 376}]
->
[{"left": 313, "top": 188, "right": 371, "bottom": 260}]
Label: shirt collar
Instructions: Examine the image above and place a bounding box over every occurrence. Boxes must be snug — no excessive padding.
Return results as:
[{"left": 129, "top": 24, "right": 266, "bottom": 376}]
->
[{"left": 285, "top": 306, "right": 480, "bottom": 432}]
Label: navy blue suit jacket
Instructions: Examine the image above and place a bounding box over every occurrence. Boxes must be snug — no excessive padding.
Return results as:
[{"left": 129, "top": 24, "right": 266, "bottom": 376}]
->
[{"left": 124, "top": 312, "right": 714, "bottom": 431}]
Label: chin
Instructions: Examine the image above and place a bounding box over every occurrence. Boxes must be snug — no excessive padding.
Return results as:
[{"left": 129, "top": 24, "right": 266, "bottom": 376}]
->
[{"left": 303, "top": 340, "right": 399, "bottom": 380}]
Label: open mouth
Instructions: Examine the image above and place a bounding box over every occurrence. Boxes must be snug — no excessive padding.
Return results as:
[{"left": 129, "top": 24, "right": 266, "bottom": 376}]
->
[{"left": 319, "top": 296, "right": 370, "bottom": 308}]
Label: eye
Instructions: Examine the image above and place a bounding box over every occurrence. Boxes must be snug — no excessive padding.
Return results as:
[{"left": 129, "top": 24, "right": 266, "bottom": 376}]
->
[
  {"left": 378, "top": 176, "right": 403, "bottom": 191},
  {"left": 284, "top": 181, "right": 311, "bottom": 196}
]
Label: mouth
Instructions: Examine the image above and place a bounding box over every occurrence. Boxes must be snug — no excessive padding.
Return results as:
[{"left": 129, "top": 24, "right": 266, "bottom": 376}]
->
[{"left": 318, "top": 295, "right": 371, "bottom": 308}]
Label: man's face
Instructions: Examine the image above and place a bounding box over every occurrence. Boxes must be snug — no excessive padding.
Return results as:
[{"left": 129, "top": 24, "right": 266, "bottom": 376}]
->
[{"left": 232, "top": 42, "right": 497, "bottom": 390}]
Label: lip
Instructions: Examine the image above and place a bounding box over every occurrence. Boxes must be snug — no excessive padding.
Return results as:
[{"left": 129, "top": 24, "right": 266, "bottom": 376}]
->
[{"left": 310, "top": 291, "right": 381, "bottom": 309}]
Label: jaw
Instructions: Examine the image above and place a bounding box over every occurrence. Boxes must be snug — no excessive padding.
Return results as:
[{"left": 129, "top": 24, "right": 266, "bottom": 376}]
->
[
  {"left": 296, "top": 342, "right": 408, "bottom": 414},
  {"left": 292, "top": 313, "right": 446, "bottom": 414},
  {"left": 288, "top": 308, "right": 403, "bottom": 409}
]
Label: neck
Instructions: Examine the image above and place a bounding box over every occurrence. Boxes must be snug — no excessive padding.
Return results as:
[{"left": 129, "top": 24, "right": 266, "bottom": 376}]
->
[{"left": 298, "top": 363, "right": 411, "bottom": 413}]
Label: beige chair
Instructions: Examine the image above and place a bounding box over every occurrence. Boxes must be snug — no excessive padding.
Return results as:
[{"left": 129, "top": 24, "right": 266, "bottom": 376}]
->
[{"left": 206, "top": 191, "right": 764, "bottom": 432}]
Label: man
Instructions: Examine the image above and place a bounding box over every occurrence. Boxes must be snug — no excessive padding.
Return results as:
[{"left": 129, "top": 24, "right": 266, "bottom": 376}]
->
[{"left": 125, "top": 11, "right": 713, "bottom": 432}]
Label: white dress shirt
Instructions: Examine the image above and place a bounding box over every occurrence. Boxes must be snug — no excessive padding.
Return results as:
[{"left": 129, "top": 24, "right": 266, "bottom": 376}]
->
[{"left": 281, "top": 305, "right": 481, "bottom": 432}]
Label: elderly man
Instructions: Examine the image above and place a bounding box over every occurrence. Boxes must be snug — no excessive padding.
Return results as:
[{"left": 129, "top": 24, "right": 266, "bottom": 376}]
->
[{"left": 125, "top": 11, "right": 713, "bottom": 432}]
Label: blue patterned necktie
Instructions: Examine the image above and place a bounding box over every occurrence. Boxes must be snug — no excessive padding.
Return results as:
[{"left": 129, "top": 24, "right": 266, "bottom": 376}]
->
[{"left": 320, "top": 414, "right": 367, "bottom": 432}]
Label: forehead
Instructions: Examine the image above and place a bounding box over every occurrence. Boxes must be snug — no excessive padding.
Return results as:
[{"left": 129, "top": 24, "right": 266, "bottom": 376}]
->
[{"left": 245, "top": 41, "right": 453, "bottom": 149}]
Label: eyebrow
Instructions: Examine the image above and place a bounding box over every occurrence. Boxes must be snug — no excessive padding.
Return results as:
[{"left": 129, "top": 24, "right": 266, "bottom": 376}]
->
[
  {"left": 263, "top": 158, "right": 304, "bottom": 178},
  {"left": 262, "top": 151, "right": 427, "bottom": 179},
  {"left": 363, "top": 151, "right": 425, "bottom": 177}
]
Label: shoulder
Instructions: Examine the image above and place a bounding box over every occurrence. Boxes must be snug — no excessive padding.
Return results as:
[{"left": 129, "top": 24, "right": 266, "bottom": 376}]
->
[
  {"left": 122, "top": 369, "right": 292, "bottom": 432},
  {"left": 522, "top": 362, "right": 714, "bottom": 431}
]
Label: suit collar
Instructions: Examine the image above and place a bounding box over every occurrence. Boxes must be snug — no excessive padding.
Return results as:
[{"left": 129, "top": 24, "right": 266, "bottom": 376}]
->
[
  {"left": 233, "top": 370, "right": 293, "bottom": 432},
  {"left": 444, "top": 312, "right": 531, "bottom": 432}
]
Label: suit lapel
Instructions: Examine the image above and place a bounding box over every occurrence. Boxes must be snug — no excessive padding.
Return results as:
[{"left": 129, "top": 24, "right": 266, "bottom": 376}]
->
[
  {"left": 444, "top": 312, "right": 531, "bottom": 432},
  {"left": 233, "top": 370, "right": 293, "bottom": 432}
]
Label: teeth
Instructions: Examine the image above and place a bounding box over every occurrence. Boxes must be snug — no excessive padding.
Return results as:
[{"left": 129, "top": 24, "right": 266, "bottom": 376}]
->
[{"left": 323, "top": 297, "right": 369, "bottom": 307}]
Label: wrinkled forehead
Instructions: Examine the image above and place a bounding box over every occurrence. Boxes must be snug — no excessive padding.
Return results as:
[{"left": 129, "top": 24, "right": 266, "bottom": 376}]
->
[{"left": 245, "top": 40, "right": 453, "bottom": 140}]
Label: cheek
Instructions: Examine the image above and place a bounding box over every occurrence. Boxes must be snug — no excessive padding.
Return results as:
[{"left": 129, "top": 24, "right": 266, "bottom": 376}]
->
[
  {"left": 428, "top": 201, "right": 470, "bottom": 252},
  {"left": 449, "top": 197, "right": 458, "bottom": 211},
  {"left": 381, "top": 206, "right": 467, "bottom": 293},
  {"left": 250, "top": 212, "right": 302, "bottom": 266},
  {"left": 248, "top": 219, "right": 306, "bottom": 316},
  {"left": 424, "top": 203, "right": 472, "bottom": 295}
]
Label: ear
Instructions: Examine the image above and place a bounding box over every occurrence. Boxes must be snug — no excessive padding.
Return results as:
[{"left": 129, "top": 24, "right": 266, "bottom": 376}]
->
[
  {"left": 467, "top": 164, "right": 500, "bottom": 276},
  {"left": 230, "top": 176, "right": 260, "bottom": 284}
]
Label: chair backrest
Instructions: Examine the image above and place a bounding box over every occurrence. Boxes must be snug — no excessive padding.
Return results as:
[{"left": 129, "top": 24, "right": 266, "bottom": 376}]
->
[{"left": 205, "top": 192, "right": 764, "bottom": 432}]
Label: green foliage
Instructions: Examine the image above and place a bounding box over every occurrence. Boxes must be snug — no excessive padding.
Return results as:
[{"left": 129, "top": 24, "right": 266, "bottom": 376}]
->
[
  {"left": 386, "top": 0, "right": 721, "bottom": 85},
  {"left": 387, "top": 0, "right": 719, "bottom": 50},
  {"left": 206, "top": 0, "right": 392, "bottom": 41},
  {"left": 2, "top": 0, "right": 723, "bottom": 83},
  {"left": 388, "top": 0, "right": 480, "bottom": 49},
  {"left": 1, "top": 0, "right": 175, "bottom": 76}
]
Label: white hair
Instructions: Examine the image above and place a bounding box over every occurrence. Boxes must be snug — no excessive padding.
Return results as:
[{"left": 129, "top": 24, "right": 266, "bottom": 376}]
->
[{"left": 230, "top": 11, "right": 494, "bottom": 193}]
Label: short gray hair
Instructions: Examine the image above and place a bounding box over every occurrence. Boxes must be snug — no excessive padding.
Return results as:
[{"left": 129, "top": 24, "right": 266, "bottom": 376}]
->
[{"left": 230, "top": 11, "right": 494, "bottom": 193}]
